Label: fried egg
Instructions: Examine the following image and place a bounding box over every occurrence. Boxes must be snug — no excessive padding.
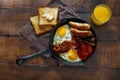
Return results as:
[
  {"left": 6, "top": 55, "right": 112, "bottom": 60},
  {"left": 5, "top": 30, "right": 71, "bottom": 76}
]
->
[
  {"left": 56, "top": 26, "right": 66, "bottom": 37},
  {"left": 53, "top": 25, "right": 81, "bottom": 62},
  {"left": 53, "top": 25, "right": 71, "bottom": 45},
  {"left": 60, "top": 49, "right": 81, "bottom": 62}
]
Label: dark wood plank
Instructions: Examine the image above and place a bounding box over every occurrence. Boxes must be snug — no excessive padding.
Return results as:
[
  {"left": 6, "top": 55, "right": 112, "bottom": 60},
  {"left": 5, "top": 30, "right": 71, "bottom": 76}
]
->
[
  {"left": 0, "top": 0, "right": 119, "bottom": 40},
  {"left": 0, "top": 8, "right": 35, "bottom": 35},
  {"left": 0, "top": 0, "right": 105, "bottom": 12},
  {"left": 105, "top": 0, "right": 120, "bottom": 15},
  {"left": 0, "top": 36, "right": 120, "bottom": 69},
  {"left": 85, "top": 41, "right": 120, "bottom": 68},
  {"left": 0, "top": 9, "right": 119, "bottom": 41},
  {"left": 0, "top": 36, "right": 56, "bottom": 65},
  {"left": 0, "top": 0, "right": 120, "bottom": 80},
  {"left": 92, "top": 15, "right": 120, "bottom": 41},
  {"left": 0, "top": 0, "right": 51, "bottom": 8},
  {"left": 0, "top": 63, "right": 119, "bottom": 80},
  {"left": 0, "top": 0, "right": 119, "bottom": 14}
]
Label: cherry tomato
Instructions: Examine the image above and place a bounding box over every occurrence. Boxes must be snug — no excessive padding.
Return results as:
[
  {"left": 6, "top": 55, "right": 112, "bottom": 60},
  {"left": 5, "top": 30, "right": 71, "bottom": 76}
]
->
[
  {"left": 87, "top": 45, "right": 93, "bottom": 55},
  {"left": 77, "top": 50, "right": 88, "bottom": 60},
  {"left": 77, "top": 44, "right": 93, "bottom": 60}
]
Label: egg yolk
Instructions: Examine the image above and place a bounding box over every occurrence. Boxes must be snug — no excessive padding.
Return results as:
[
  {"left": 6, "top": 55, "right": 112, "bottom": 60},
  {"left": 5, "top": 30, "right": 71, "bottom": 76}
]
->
[
  {"left": 67, "top": 49, "right": 78, "bottom": 60},
  {"left": 56, "top": 26, "right": 66, "bottom": 37}
]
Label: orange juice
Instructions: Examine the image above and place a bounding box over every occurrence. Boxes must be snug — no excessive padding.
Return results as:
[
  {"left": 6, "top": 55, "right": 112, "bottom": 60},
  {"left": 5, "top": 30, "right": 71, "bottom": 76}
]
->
[{"left": 92, "top": 4, "right": 112, "bottom": 26}]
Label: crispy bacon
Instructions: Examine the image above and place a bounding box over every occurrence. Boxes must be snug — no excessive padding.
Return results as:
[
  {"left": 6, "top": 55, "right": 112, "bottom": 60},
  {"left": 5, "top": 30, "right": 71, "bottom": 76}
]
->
[
  {"left": 53, "top": 38, "right": 83, "bottom": 54},
  {"left": 53, "top": 41, "right": 71, "bottom": 53}
]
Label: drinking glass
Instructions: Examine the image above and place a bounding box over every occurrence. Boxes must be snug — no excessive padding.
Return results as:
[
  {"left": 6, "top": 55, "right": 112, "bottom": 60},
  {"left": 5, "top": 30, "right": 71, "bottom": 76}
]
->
[{"left": 91, "top": 4, "right": 112, "bottom": 26}]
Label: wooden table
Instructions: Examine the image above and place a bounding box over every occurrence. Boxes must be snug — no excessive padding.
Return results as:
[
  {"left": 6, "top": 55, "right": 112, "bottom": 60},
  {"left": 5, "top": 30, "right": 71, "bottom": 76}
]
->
[{"left": 0, "top": 0, "right": 120, "bottom": 80}]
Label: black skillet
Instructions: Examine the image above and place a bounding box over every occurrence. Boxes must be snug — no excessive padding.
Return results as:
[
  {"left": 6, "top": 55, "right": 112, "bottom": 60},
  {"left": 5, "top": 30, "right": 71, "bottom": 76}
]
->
[{"left": 16, "top": 18, "right": 97, "bottom": 66}]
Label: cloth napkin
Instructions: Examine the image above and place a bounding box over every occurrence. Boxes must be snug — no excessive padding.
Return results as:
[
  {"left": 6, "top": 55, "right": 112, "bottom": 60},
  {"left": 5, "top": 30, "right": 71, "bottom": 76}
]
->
[{"left": 20, "top": 0, "right": 80, "bottom": 54}]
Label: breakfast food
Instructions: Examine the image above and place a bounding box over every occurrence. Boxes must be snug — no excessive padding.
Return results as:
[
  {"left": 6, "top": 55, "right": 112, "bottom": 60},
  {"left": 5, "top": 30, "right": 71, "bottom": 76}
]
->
[
  {"left": 53, "top": 41, "right": 72, "bottom": 53},
  {"left": 53, "top": 21, "right": 96, "bottom": 62},
  {"left": 77, "top": 43, "right": 93, "bottom": 59},
  {"left": 59, "top": 49, "right": 81, "bottom": 62},
  {"left": 67, "top": 49, "right": 78, "bottom": 60},
  {"left": 56, "top": 26, "right": 67, "bottom": 37},
  {"left": 53, "top": 25, "right": 72, "bottom": 45},
  {"left": 70, "top": 28, "right": 93, "bottom": 37},
  {"left": 29, "top": 7, "right": 59, "bottom": 35},
  {"left": 38, "top": 7, "right": 59, "bottom": 26},
  {"left": 30, "top": 16, "right": 52, "bottom": 35},
  {"left": 69, "top": 21, "right": 90, "bottom": 30},
  {"left": 53, "top": 38, "right": 83, "bottom": 53}
]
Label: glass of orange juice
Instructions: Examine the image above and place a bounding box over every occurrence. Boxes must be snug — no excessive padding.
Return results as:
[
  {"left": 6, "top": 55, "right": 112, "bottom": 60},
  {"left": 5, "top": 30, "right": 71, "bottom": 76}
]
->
[{"left": 91, "top": 4, "right": 112, "bottom": 26}]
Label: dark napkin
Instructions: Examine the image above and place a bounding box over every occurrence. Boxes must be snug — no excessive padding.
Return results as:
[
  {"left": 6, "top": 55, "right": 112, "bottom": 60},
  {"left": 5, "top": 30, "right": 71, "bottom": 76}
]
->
[{"left": 20, "top": 0, "right": 80, "bottom": 52}]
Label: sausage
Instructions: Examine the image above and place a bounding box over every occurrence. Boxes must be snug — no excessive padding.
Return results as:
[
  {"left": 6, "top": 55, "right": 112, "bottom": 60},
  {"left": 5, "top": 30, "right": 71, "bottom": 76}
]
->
[
  {"left": 70, "top": 28, "right": 93, "bottom": 37},
  {"left": 69, "top": 21, "right": 90, "bottom": 30}
]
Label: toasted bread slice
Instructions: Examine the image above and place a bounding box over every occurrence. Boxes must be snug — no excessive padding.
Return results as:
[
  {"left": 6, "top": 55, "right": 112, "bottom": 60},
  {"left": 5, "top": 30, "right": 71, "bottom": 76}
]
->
[
  {"left": 38, "top": 7, "right": 58, "bottom": 26},
  {"left": 30, "top": 16, "right": 52, "bottom": 35}
]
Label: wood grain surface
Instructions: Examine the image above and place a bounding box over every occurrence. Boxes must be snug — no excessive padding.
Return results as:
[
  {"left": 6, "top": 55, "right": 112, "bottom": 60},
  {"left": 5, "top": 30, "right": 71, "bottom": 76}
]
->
[{"left": 0, "top": 0, "right": 120, "bottom": 80}]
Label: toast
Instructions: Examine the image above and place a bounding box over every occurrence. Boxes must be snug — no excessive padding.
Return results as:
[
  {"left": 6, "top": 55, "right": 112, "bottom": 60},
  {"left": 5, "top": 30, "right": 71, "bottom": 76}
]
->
[
  {"left": 38, "top": 7, "right": 59, "bottom": 26},
  {"left": 30, "top": 16, "right": 52, "bottom": 35}
]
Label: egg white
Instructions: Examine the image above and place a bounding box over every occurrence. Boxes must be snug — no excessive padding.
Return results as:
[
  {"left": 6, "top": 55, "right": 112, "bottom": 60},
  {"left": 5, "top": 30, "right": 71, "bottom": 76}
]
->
[
  {"left": 59, "top": 52, "right": 81, "bottom": 62},
  {"left": 53, "top": 25, "right": 71, "bottom": 45}
]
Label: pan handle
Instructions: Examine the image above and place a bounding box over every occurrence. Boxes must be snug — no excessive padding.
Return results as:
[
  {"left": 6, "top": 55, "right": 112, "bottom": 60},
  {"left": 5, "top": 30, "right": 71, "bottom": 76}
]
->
[{"left": 16, "top": 48, "right": 49, "bottom": 65}]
